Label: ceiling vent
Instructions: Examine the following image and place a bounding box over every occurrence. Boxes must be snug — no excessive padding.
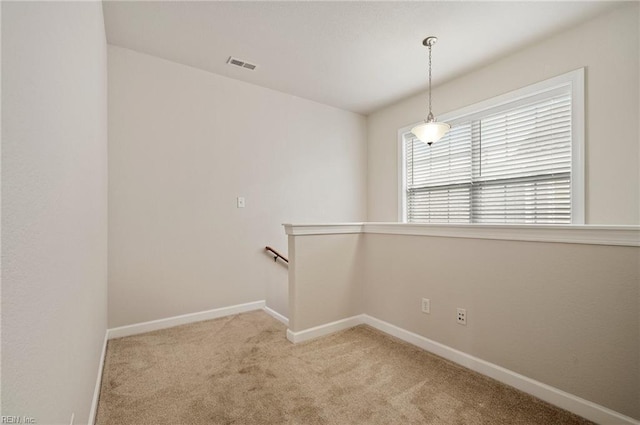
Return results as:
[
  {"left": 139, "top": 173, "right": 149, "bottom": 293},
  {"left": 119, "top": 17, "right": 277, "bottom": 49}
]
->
[{"left": 227, "top": 56, "right": 257, "bottom": 71}]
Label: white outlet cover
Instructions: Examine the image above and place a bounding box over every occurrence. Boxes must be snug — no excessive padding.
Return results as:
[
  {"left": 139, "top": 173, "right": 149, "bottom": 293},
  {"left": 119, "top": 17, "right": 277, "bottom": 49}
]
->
[
  {"left": 456, "top": 308, "right": 467, "bottom": 325},
  {"left": 421, "top": 298, "right": 430, "bottom": 314}
]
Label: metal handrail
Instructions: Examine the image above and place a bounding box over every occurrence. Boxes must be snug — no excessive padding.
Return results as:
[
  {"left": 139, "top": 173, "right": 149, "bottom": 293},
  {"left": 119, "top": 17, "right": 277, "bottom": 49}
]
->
[{"left": 265, "top": 246, "right": 288, "bottom": 264}]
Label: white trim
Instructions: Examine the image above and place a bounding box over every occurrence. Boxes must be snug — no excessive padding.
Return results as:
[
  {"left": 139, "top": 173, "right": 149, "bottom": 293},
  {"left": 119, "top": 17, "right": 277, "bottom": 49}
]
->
[
  {"left": 363, "top": 222, "right": 640, "bottom": 247},
  {"left": 283, "top": 222, "right": 640, "bottom": 247},
  {"left": 286, "top": 314, "right": 639, "bottom": 425},
  {"left": 570, "top": 68, "right": 585, "bottom": 224},
  {"left": 94, "top": 303, "right": 638, "bottom": 424},
  {"left": 87, "top": 331, "right": 108, "bottom": 425},
  {"left": 107, "top": 301, "right": 266, "bottom": 339},
  {"left": 361, "top": 315, "right": 639, "bottom": 425},
  {"left": 286, "top": 315, "right": 365, "bottom": 343},
  {"left": 283, "top": 223, "right": 364, "bottom": 236},
  {"left": 264, "top": 306, "right": 289, "bottom": 326},
  {"left": 397, "top": 127, "right": 407, "bottom": 222}
]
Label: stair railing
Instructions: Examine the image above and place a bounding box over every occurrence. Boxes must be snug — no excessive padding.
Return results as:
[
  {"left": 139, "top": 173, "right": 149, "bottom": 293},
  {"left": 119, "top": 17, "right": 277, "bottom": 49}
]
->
[{"left": 265, "top": 246, "right": 288, "bottom": 264}]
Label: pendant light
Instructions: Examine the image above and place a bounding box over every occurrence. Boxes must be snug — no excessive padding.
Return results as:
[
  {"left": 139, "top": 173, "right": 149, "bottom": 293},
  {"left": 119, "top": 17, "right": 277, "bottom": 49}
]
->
[{"left": 411, "top": 36, "right": 450, "bottom": 146}]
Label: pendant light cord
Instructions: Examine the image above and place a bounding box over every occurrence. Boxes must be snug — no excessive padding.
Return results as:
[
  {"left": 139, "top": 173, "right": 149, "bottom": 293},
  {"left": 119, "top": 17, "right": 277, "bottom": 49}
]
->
[
  {"left": 411, "top": 36, "right": 450, "bottom": 146},
  {"left": 428, "top": 42, "right": 432, "bottom": 121}
]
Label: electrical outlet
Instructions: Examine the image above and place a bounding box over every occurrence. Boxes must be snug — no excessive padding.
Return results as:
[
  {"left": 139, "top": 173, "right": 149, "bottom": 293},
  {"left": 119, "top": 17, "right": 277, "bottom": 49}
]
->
[
  {"left": 456, "top": 308, "right": 467, "bottom": 325},
  {"left": 236, "top": 196, "right": 245, "bottom": 208},
  {"left": 421, "top": 298, "right": 430, "bottom": 314}
]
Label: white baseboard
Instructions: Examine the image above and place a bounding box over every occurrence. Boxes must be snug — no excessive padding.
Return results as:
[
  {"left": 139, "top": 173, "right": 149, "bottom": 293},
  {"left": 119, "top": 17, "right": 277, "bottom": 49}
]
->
[
  {"left": 286, "top": 315, "right": 365, "bottom": 343},
  {"left": 264, "top": 306, "right": 289, "bottom": 326},
  {"left": 285, "top": 314, "right": 639, "bottom": 425},
  {"left": 87, "top": 331, "right": 108, "bottom": 425},
  {"left": 361, "top": 315, "right": 640, "bottom": 425},
  {"left": 96, "top": 304, "right": 639, "bottom": 425},
  {"left": 107, "top": 300, "right": 266, "bottom": 339}
]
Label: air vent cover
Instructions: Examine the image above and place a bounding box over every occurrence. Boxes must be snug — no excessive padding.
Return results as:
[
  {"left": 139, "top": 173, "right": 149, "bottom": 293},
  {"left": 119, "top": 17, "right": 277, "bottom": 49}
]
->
[{"left": 227, "top": 56, "right": 257, "bottom": 71}]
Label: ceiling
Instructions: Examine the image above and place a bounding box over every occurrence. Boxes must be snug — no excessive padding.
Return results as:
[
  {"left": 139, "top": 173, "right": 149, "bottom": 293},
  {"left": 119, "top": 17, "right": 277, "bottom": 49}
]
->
[{"left": 103, "top": 1, "right": 623, "bottom": 115}]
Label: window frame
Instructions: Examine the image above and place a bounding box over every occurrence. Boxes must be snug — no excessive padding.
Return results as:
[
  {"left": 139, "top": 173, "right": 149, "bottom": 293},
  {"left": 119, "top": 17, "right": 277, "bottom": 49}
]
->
[{"left": 398, "top": 68, "right": 585, "bottom": 224}]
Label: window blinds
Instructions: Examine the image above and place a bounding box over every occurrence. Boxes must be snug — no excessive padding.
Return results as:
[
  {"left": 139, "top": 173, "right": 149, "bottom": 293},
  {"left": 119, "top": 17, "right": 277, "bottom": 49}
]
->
[
  {"left": 406, "top": 124, "right": 472, "bottom": 223},
  {"left": 405, "top": 90, "right": 572, "bottom": 224}
]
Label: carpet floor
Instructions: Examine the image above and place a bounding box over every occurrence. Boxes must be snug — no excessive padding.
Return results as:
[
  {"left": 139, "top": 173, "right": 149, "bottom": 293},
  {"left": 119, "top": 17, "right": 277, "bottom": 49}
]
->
[{"left": 95, "top": 310, "right": 594, "bottom": 425}]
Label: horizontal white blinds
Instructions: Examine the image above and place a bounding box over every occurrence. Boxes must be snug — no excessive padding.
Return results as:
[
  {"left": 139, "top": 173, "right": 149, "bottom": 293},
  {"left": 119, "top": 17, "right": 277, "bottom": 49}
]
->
[
  {"left": 406, "top": 124, "right": 472, "bottom": 223},
  {"left": 406, "top": 90, "right": 572, "bottom": 224},
  {"left": 472, "top": 174, "right": 570, "bottom": 223},
  {"left": 407, "top": 123, "right": 472, "bottom": 187},
  {"left": 407, "top": 184, "right": 471, "bottom": 223},
  {"left": 474, "top": 95, "right": 571, "bottom": 181}
]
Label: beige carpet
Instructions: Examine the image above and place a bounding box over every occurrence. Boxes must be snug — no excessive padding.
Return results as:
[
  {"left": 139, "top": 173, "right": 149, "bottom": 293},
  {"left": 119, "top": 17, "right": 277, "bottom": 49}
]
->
[{"left": 95, "top": 310, "right": 593, "bottom": 425}]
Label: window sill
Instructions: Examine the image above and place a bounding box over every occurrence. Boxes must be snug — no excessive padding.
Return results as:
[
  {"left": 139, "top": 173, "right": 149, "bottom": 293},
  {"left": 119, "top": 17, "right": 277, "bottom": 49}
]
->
[{"left": 283, "top": 223, "right": 640, "bottom": 247}]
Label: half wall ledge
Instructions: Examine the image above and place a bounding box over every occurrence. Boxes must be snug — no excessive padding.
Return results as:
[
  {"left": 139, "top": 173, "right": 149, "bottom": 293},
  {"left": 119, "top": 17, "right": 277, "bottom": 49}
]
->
[{"left": 284, "top": 222, "right": 640, "bottom": 247}]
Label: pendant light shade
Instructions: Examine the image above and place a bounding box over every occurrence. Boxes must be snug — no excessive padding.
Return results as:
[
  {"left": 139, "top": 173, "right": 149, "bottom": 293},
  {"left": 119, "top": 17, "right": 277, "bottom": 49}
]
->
[
  {"left": 411, "top": 36, "right": 450, "bottom": 146},
  {"left": 411, "top": 121, "right": 451, "bottom": 146}
]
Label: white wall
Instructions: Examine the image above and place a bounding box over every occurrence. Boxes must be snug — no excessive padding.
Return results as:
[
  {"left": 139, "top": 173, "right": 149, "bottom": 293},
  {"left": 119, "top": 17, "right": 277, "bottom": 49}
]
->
[
  {"left": 368, "top": 4, "right": 639, "bottom": 224},
  {"left": 107, "top": 45, "right": 367, "bottom": 327},
  {"left": 1, "top": 2, "right": 108, "bottom": 424}
]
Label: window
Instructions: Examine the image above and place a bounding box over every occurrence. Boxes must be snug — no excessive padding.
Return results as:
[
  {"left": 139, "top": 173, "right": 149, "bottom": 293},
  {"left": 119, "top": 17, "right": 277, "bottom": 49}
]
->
[{"left": 400, "top": 69, "right": 584, "bottom": 224}]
